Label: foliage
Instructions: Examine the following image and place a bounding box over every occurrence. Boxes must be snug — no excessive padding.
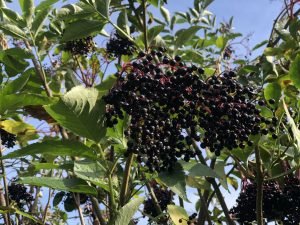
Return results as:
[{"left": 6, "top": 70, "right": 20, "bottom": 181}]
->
[{"left": 0, "top": 0, "right": 299, "bottom": 225}]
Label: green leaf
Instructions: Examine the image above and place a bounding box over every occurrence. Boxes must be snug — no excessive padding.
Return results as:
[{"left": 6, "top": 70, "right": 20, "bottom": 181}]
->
[
  {"left": 5, "top": 48, "right": 33, "bottom": 59},
  {"left": 62, "top": 19, "right": 106, "bottom": 41},
  {"left": 264, "top": 82, "right": 281, "bottom": 103},
  {"left": 19, "top": 0, "right": 34, "bottom": 27},
  {"left": 32, "top": 8, "right": 51, "bottom": 39},
  {"left": 0, "top": 22, "right": 27, "bottom": 40},
  {"left": 53, "top": 191, "right": 65, "bottom": 207},
  {"left": 2, "top": 140, "right": 96, "bottom": 159},
  {"left": 74, "top": 160, "right": 110, "bottom": 191},
  {"left": 175, "top": 26, "right": 200, "bottom": 50},
  {"left": 167, "top": 205, "right": 188, "bottom": 225},
  {"left": 113, "top": 197, "right": 144, "bottom": 225},
  {"left": 148, "top": 0, "right": 159, "bottom": 7},
  {"left": 188, "top": 163, "right": 220, "bottom": 178},
  {"left": 19, "top": 177, "right": 97, "bottom": 195},
  {"left": 252, "top": 40, "right": 268, "bottom": 51},
  {"left": 147, "top": 25, "right": 165, "bottom": 46},
  {"left": 1, "top": 72, "right": 30, "bottom": 95},
  {"left": 289, "top": 54, "right": 300, "bottom": 89},
  {"left": 95, "top": 75, "right": 117, "bottom": 96},
  {"left": 158, "top": 163, "right": 189, "bottom": 202},
  {"left": 95, "top": 0, "right": 111, "bottom": 18},
  {"left": 117, "top": 10, "right": 130, "bottom": 35},
  {"left": 1, "top": 8, "right": 25, "bottom": 27},
  {"left": 14, "top": 208, "right": 42, "bottom": 224},
  {"left": 0, "top": 93, "right": 50, "bottom": 115},
  {"left": 35, "top": 0, "right": 59, "bottom": 12},
  {"left": 215, "top": 36, "right": 228, "bottom": 50},
  {"left": 160, "top": 6, "right": 170, "bottom": 25},
  {"left": 44, "top": 86, "right": 106, "bottom": 142},
  {"left": 283, "top": 99, "right": 300, "bottom": 154}
]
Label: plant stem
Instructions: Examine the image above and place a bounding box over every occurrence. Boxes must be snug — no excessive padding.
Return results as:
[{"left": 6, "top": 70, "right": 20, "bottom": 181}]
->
[
  {"left": 193, "top": 141, "right": 234, "bottom": 225},
  {"left": 255, "top": 145, "right": 264, "bottom": 225},
  {"left": 197, "top": 190, "right": 210, "bottom": 225},
  {"left": 142, "top": 0, "right": 148, "bottom": 51},
  {"left": 119, "top": 153, "right": 134, "bottom": 207},
  {"left": 24, "top": 40, "right": 52, "bottom": 97},
  {"left": 42, "top": 188, "right": 52, "bottom": 224},
  {"left": 91, "top": 197, "right": 106, "bottom": 225},
  {"left": 198, "top": 190, "right": 213, "bottom": 225},
  {"left": 145, "top": 182, "right": 163, "bottom": 215},
  {"left": 73, "top": 193, "right": 86, "bottom": 225}
]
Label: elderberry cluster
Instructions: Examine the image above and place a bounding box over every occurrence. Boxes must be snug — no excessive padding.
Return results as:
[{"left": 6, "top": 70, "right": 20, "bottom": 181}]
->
[
  {"left": 229, "top": 180, "right": 283, "bottom": 224},
  {"left": 8, "top": 183, "right": 33, "bottom": 210},
  {"left": 143, "top": 183, "right": 173, "bottom": 218},
  {"left": 0, "top": 128, "right": 16, "bottom": 148},
  {"left": 104, "top": 50, "right": 276, "bottom": 171},
  {"left": 106, "top": 32, "right": 136, "bottom": 57},
  {"left": 281, "top": 177, "right": 300, "bottom": 225},
  {"left": 64, "top": 36, "right": 94, "bottom": 55}
]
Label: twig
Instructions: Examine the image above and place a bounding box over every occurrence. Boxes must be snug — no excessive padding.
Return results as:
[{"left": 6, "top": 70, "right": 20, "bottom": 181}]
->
[
  {"left": 42, "top": 188, "right": 52, "bottom": 224},
  {"left": 145, "top": 182, "right": 163, "bottom": 215},
  {"left": 119, "top": 153, "right": 134, "bottom": 207},
  {"left": 193, "top": 141, "right": 235, "bottom": 225},
  {"left": 91, "top": 197, "right": 106, "bottom": 225},
  {"left": 142, "top": 0, "right": 148, "bottom": 51},
  {"left": 73, "top": 193, "right": 86, "bottom": 225}
]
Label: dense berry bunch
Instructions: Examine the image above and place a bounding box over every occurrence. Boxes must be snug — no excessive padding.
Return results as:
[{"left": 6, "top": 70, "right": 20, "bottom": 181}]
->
[
  {"left": 281, "top": 177, "right": 300, "bottom": 225},
  {"left": 104, "top": 50, "right": 276, "bottom": 171},
  {"left": 143, "top": 183, "right": 173, "bottom": 218},
  {"left": 229, "top": 180, "right": 283, "bottom": 224},
  {"left": 106, "top": 32, "right": 136, "bottom": 57},
  {"left": 64, "top": 36, "right": 94, "bottom": 55},
  {"left": 8, "top": 183, "right": 33, "bottom": 209},
  {"left": 0, "top": 128, "right": 16, "bottom": 148}
]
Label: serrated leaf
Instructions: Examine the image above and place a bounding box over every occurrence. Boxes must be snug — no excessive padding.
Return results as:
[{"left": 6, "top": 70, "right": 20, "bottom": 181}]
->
[
  {"left": 289, "top": 54, "right": 300, "bottom": 89},
  {"left": 44, "top": 86, "right": 106, "bottom": 142},
  {"left": 264, "top": 82, "right": 281, "bottom": 103},
  {"left": 1, "top": 72, "right": 30, "bottom": 95},
  {"left": 19, "top": 177, "right": 97, "bottom": 195},
  {"left": 175, "top": 26, "right": 200, "bottom": 50},
  {"left": 252, "top": 40, "right": 268, "bottom": 51},
  {"left": 95, "top": 0, "right": 111, "bottom": 18},
  {"left": 0, "top": 93, "right": 50, "bottom": 115},
  {"left": 117, "top": 10, "right": 130, "bottom": 35},
  {"left": 35, "top": 0, "right": 59, "bottom": 12},
  {"left": 113, "top": 197, "right": 144, "bottom": 225},
  {"left": 188, "top": 163, "right": 220, "bottom": 178},
  {"left": 74, "top": 160, "right": 110, "bottom": 191},
  {"left": 2, "top": 140, "right": 96, "bottom": 159},
  {"left": 147, "top": 25, "right": 165, "bottom": 46},
  {"left": 168, "top": 205, "right": 188, "bottom": 225},
  {"left": 160, "top": 6, "right": 170, "bottom": 25},
  {"left": 283, "top": 99, "right": 300, "bottom": 154},
  {"left": 32, "top": 8, "right": 51, "bottom": 39},
  {"left": 215, "top": 36, "right": 228, "bottom": 50},
  {"left": 19, "top": 0, "right": 34, "bottom": 28},
  {"left": 0, "top": 23, "right": 27, "bottom": 40},
  {"left": 1, "top": 8, "right": 25, "bottom": 27},
  {"left": 62, "top": 19, "right": 106, "bottom": 41},
  {"left": 158, "top": 163, "right": 189, "bottom": 202}
]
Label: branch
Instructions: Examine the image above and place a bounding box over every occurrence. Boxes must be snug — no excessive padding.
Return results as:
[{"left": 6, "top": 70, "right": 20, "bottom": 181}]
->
[
  {"left": 142, "top": 0, "right": 148, "bottom": 51},
  {"left": 91, "top": 197, "right": 106, "bottom": 225},
  {"left": 193, "top": 141, "right": 235, "bottom": 225},
  {"left": 119, "top": 153, "right": 134, "bottom": 207}
]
